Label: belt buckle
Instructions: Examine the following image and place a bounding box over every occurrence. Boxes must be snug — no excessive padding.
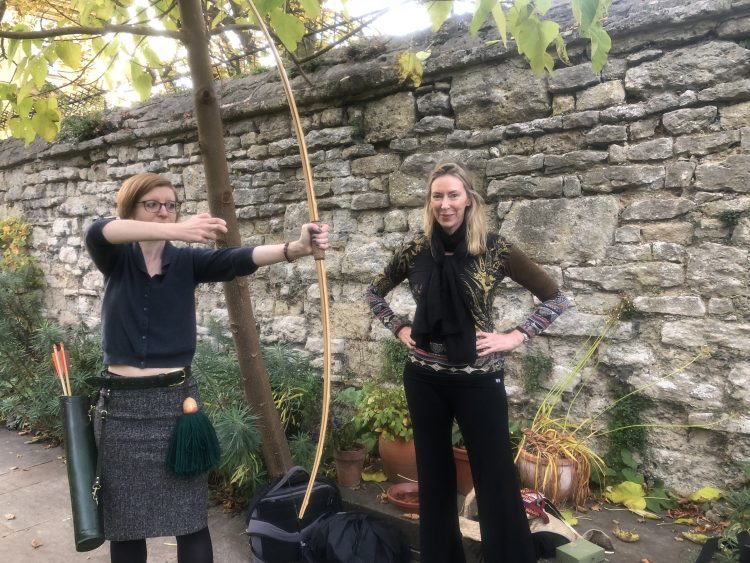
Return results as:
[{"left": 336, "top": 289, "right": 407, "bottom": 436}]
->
[{"left": 168, "top": 369, "right": 187, "bottom": 387}]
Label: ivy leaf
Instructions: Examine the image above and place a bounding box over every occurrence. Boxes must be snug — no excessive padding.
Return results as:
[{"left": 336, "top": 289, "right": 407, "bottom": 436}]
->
[
  {"left": 55, "top": 42, "right": 83, "bottom": 70},
  {"left": 130, "top": 62, "right": 153, "bottom": 101},
  {"left": 269, "top": 8, "right": 306, "bottom": 52},
  {"left": 298, "top": 0, "right": 321, "bottom": 21},
  {"left": 491, "top": 5, "right": 508, "bottom": 47},
  {"left": 470, "top": 0, "right": 497, "bottom": 36},
  {"left": 30, "top": 97, "right": 61, "bottom": 142},
  {"left": 29, "top": 57, "right": 49, "bottom": 89},
  {"left": 426, "top": 1, "right": 454, "bottom": 32}
]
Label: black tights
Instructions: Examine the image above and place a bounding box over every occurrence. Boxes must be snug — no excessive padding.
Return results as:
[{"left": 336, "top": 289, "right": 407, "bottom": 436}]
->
[{"left": 110, "top": 526, "right": 213, "bottom": 563}]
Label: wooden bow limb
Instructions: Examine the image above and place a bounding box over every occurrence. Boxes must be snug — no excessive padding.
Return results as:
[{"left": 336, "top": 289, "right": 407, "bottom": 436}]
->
[{"left": 246, "top": 1, "right": 333, "bottom": 520}]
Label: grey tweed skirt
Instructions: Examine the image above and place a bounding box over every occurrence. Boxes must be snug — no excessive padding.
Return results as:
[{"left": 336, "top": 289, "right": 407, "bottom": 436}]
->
[{"left": 93, "top": 376, "right": 209, "bottom": 541}]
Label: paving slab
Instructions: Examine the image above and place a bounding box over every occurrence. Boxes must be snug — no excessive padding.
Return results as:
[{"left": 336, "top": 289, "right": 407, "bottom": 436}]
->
[{"left": 0, "top": 428, "right": 705, "bottom": 562}]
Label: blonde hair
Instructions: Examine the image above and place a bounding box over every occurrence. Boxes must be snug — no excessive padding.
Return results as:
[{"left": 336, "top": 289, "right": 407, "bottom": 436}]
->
[
  {"left": 116, "top": 172, "right": 178, "bottom": 219},
  {"left": 422, "top": 161, "right": 488, "bottom": 255}
]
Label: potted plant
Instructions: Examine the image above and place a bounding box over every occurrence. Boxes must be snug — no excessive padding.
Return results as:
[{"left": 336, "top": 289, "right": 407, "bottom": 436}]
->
[
  {"left": 514, "top": 301, "right": 710, "bottom": 506},
  {"left": 330, "top": 387, "right": 369, "bottom": 488},
  {"left": 354, "top": 382, "right": 417, "bottom": 483}
]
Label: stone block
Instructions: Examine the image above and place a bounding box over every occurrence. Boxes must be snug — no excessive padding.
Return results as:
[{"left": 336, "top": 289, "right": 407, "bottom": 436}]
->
[
  {"left": 687, "top": 242, "right": 749, "bottom": 297},
  {"left": 665, "top": 161, "right": 696, "bottom": 188},
  {"left": 486, "top": 154, "right": 544, "bottom": 177},
  {"left": 416, "top": 91, "right": 451, "bottom": 115},
  {"left": 674, "top": 130, "right": 740, "bottom": 156},
  {"left": 633, "top": 296, "right": 706, "bottom": 317},
  {"left": 585, "top": 125, "right": 628, "bottom": 146},
  {"left": 626, "top": 138, "right": 674, "bottom": 161},
  {"left": 364, "top": 92, "right": 416, "bottom": 143},
  {"left": 566, "top": 263, "right": 685, "bottom": 290},
  {"left": 720, "top": 100, "right": 750, "bottom": 129},
  {"left": 499, "top": 196, "right": 618, "bottom": 263},
  {"left": 451, "top": 62, "right": 550, "bottom": 129},
  {"left": 487, "top": 176, "right": 563, "bottom": 200},
  {"left": 351, "top": 154, "right": 401, "bottom": 177},
  {"left": 622, "top": 197, "right": 694, "bottom": 220},
  {"left": 582, "top": 165, "right": 665, "bottom": 193},
  {"left": 625, "top": 41, "right": 750, "bottom": 99},
  {"left": 662, "top": 106, "right": 718, "bottom": 135},
  {"left": 577, "top": 80, "right": 626, "bottom": 110},
  {"left": 548, "top": 62, "right": 600, "bottom": 93},
  {"left": 695, "top": 155, "right": 750, "bottom": 193},
  {"left": 544, "top": 150, "right": 608, "bottom": 171},
  {"left": 413, "top": 115, "right": 455, "bottom": 134}
]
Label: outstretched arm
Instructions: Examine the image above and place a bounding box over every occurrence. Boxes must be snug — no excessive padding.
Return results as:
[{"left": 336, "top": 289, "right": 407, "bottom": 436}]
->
[{"left": 101, "top": 213, "right": 229, "bottom": 244}]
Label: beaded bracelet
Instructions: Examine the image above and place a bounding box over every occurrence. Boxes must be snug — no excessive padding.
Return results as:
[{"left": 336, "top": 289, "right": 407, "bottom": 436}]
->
[{"left": 283, "top": 241, "right": 294, "bottom": 263}]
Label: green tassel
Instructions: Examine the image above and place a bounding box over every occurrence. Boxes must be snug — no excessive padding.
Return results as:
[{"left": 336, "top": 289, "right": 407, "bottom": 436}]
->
[{"left": 166, "top": 411, "right": 221, "bottom": 477}]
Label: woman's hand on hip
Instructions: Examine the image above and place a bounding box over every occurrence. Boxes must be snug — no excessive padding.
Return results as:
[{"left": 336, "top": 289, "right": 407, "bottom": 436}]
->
[
  {"left": 476, "top": 330, "right": 526, "bottom": 356},
  {"left": 396, "top": 326, "right": 416, "bottom": 349}
]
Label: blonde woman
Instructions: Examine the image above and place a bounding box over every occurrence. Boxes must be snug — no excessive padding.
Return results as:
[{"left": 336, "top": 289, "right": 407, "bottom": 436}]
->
[{"left": 367, "top": 161, "right": 570, "bottom": 562}]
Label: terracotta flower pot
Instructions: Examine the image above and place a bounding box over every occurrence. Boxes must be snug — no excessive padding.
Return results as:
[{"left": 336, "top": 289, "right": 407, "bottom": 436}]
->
[
  {"left": 378, "top": 434, "right": 418, "bottom": 483},
  {"left": 387, "top": 482, "right": 420, "bottom": 513},
  {"left": 334, "top": 443, "right": 367, "bottom": 488},
  {"left": 453, "top": 446, "right": 474, "bottom": 496},
  {"left": 516, "top": 448, "right": 579, "bottom": 504}
]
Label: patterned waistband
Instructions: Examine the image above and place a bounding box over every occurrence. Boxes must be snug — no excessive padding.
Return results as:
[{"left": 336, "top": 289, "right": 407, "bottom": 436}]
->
[{"left": 407, "top": 348, "right": 504, "bottom": 376}]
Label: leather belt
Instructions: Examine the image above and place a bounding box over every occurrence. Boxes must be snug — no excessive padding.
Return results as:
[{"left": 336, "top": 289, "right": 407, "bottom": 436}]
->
[{"left": 86, "top": 367, "right": 190, "bottom": 390}]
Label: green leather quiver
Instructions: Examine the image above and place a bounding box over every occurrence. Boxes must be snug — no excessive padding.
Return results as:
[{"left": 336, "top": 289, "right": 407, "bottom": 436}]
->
[{"left": 60, "top": 395, "right": 105, "bottom": 552}]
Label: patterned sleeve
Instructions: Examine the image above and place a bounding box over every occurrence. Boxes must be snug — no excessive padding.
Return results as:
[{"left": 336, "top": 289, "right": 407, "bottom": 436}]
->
[
  {"left": 365, "top": 241, "right": 416, "bottom": 336},
  {"left": 504, "top": 244, "right": 572, "bottom": 339}
]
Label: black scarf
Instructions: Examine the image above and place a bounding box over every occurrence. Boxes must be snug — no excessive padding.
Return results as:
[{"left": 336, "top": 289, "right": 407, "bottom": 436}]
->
[{"left": 411, "top": 221, "right": 477, "bottom": 364}]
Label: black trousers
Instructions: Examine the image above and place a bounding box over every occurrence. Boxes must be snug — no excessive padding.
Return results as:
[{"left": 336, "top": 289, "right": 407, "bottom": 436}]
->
[{"left": 403, "top": 365, "right": 536, "bottom": 563}]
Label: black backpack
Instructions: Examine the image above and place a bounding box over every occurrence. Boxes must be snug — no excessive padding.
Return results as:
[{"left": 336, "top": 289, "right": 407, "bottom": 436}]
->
[
  {"left": 302, "top": 511, "right": 410, "bottom": 563},
  {"left": 246, "top": 466, "right": 342, "bottom": 563}
]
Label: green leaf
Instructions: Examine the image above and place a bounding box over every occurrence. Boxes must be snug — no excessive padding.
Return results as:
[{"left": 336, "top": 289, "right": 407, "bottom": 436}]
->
[
  {"left": 54, "top": 42, "right": 83, "bottom": 70},
  {"left": 426, "top": 1, "right": 454, "bottom": 32},
  {"left": 560, "top": 509, "right": 578, "bottom": 525},
  {"left": 22, "top": 39, "right": 33, "bottom": 58},
  {"left": 16, "top": 96, "right": 34, "bottom": 118},
  {"left": 298, "top": 0, "right": 321, "bottom": 20},
  {"left": 535, "top": 0, "right": 552, "bottom": 15},
  {"left": 621, "top": 468, "right": 644, "bottom": 485},
  {"left": 588, "top": 25, "right": 612, "bottom": 72},
  {"left": 269, "top": 8, "right": 306, "bottom": 52},
  {"left": 470, "top": 0, "right": 496, "bottom": 36},
  {"left": 29, "top": 57, "right": 48, "bottom": 89},
  {"left": 491, "top": 5, "right": 507, "bottom": 47},
  {"left": 130, "top": 62, "right": 153, "bottom": 101},
  {"left": 30, "top": 97, "right": 61, "bottom": 142},
  {"left": 688, "top": 487, "right": 722, "bottom": 502},
  {"left": 620, "top": 449, "right": 637, "bottom": 469},
  {"left": 141, "top": 46, "right": 162, "bottom": 69}
]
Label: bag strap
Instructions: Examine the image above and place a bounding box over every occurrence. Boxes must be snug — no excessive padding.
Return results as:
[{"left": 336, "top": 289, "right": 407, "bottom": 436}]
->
[
  {"left": 267, "top": 465, "right": 309, "bottom": 495},
  {"left": 247, "top": 513, "right": 329, "bottom": 541}
]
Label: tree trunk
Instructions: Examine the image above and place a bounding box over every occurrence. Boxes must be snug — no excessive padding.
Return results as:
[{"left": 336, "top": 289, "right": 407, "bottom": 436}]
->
[{"left": 176, "top": 0, "right": 293, "bottom": 477}]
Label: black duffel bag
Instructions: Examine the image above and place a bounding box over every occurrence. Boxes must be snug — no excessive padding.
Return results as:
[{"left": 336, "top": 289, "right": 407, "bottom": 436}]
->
[
  {"left": 246, "top": 466, "right": 341, "bottom": 563},
  {"left": 302, "top": 511, "right": 410, "bottom": 563}
]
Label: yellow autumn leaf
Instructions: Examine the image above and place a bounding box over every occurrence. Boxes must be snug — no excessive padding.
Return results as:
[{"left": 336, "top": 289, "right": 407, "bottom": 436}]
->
[
  {"left": 361, "top": 470, "right": 387, "bottom": 482},
  {"left": 681, "top": 532, "right": 710, "bottom": 545},
  {"left": 613, "top": 527, "right": 640, "bottom": 543},
  {"left": 688, "top": 487, "right": 722, "bottom": 502}
]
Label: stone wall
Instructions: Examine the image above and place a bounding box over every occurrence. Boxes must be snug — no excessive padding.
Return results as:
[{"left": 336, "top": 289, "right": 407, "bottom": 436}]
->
[{"left": 1, "top": 0, "right": 749, "bottom": 490}]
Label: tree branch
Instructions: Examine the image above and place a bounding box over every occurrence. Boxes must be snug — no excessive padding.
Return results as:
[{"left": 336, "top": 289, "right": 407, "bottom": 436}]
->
[{"left": 0, "top": 24, "right": 182, "bottom": 40}]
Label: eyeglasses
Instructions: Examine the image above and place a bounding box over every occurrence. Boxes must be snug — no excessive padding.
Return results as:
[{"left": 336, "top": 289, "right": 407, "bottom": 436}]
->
[{"left": 138, "top": 200, "right": 180, "bottom": 213}]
